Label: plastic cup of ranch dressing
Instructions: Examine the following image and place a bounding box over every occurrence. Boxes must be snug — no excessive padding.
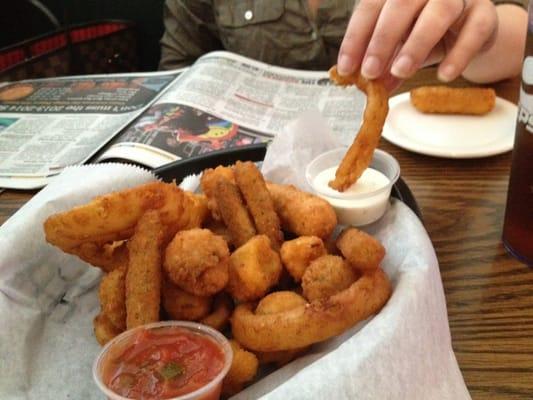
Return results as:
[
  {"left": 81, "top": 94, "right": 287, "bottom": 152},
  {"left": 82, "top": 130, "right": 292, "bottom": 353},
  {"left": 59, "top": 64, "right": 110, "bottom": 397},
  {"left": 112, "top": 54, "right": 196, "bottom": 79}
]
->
[{"left": 306, "top": 148, "right": 400, "bottom": 226}]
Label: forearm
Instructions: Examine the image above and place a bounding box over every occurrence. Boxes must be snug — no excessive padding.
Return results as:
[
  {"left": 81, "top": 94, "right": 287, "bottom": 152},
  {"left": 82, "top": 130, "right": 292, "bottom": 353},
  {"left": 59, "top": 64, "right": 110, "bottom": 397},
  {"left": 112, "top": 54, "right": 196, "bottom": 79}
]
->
[{"left": 461, "top": 4, "right": 527, "bottom": 83}]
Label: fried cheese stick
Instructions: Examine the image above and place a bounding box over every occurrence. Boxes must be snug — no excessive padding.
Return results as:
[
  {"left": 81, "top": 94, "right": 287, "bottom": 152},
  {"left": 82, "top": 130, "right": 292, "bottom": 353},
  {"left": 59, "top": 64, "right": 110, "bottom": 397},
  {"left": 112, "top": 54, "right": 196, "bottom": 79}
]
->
[{"left": 410, "top": 86, "right": 496, "bottom": 115}]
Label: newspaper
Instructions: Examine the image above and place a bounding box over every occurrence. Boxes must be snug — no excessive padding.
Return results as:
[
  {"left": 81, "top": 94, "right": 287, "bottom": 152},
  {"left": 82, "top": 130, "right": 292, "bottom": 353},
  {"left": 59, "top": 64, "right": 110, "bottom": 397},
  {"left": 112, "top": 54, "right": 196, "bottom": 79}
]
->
[
  {"left": 0, "top": 71, "right": 182, "bottom": 189},
  {"left": 0, "top": 51, "right": 365, "bottom": 189}
]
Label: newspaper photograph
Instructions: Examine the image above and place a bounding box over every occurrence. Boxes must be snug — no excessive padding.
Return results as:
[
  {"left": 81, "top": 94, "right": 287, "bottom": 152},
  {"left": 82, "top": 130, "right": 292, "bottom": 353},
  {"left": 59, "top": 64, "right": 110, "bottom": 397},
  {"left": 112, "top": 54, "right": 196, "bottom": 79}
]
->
[{"left": 0, "top": 71, "right": 182, "bottom": 189}]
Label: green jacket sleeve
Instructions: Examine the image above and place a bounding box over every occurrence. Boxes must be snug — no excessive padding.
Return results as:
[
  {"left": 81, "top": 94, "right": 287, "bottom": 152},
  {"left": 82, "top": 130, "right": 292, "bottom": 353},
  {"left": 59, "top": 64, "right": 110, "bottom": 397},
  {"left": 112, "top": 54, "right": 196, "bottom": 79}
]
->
[
  {"left": 493, "top": 0, "right": 528, "bottom": 7},
  {"left": 159, "top": 0, "right": 222, "bottom": 70}
]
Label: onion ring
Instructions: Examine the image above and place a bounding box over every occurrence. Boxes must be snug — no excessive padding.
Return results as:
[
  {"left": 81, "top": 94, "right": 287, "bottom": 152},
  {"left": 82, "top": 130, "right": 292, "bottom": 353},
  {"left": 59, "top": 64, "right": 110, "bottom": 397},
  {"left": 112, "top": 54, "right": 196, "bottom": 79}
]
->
[
  {"left": 44, "top": 182, "right": 188, "bottom": 251},
  {"left": 231, "top": 267, "right": 391, "bottom": 351},
  {"left": 328, "top": 66, "right": 389, "bottom": 192},
  {"left": 70, "top": 241, "right": 128, "bottom": 272}
]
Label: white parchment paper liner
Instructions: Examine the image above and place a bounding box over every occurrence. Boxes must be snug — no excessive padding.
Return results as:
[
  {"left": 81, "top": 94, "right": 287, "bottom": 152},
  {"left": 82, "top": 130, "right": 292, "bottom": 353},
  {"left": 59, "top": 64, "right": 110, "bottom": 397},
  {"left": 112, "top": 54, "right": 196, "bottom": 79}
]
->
[{"left": 0, "top": 113, "right": 470, "bottom": 399}]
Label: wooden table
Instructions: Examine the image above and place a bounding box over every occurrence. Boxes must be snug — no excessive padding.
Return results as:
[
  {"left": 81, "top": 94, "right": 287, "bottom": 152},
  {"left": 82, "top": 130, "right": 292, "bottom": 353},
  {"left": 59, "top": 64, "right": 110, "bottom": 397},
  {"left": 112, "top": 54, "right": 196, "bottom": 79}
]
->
[{"left": 1, "top": 69, "right": 531, "bottom": 399}]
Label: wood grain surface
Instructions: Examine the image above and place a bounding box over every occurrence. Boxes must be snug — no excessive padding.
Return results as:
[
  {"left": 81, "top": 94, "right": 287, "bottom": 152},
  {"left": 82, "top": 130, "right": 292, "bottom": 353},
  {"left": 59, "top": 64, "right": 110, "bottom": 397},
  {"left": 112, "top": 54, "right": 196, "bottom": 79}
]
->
[{"left": 1, "top": 68, "right": 531, "bottom": 399}]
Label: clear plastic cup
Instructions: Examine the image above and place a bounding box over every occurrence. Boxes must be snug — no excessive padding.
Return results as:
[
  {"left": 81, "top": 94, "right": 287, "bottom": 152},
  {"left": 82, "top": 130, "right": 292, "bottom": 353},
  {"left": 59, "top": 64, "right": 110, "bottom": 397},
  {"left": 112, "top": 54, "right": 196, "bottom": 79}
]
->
[
  {"left": 306, "top": 148, "right": 400, "bottom": 226},
  {"left": 93, "top": 321, "right": 233, "bottom": 400}
]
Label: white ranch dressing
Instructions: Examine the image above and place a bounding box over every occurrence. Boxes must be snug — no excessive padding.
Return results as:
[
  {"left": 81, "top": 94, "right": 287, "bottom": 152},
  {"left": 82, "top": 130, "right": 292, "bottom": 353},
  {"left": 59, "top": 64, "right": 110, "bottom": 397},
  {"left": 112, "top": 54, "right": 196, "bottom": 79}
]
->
[
  {"left": 311, "top": 166, "right": 391, "bottom": 226},
  {"left": 313, "top": 167, "right": 390, "bottom": 198}
]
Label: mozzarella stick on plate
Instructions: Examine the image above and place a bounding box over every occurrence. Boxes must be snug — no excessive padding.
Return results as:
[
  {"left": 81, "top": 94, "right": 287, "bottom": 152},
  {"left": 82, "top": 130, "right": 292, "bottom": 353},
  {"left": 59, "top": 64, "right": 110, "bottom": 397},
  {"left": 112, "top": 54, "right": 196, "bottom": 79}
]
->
[{"left": 410, "top": 86, "right": 496, "bottom": 115}]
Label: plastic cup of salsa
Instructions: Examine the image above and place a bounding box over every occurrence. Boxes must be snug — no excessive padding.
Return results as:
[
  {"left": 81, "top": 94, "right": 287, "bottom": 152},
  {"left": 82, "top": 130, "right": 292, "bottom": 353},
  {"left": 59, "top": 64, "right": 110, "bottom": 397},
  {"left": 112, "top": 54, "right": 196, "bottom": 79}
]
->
[{"left": 93, "top": 321, "right": 233, "bottom": 400}]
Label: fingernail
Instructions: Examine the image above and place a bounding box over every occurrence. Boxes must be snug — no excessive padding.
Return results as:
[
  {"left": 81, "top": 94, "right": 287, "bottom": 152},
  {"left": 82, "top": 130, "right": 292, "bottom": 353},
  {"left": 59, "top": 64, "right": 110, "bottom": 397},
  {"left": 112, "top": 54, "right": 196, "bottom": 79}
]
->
[
  {"left": 438, "top": 64, "right": 456, "bottom": 82},
  {"left": 362, "top": 56, "right": 381, "bottom": 79},
  {"left": 391, "top": 55, "right": 413, "bottom": 78},
  {"left": 337, "top": 54, "right": 353, "bottom": 76}
]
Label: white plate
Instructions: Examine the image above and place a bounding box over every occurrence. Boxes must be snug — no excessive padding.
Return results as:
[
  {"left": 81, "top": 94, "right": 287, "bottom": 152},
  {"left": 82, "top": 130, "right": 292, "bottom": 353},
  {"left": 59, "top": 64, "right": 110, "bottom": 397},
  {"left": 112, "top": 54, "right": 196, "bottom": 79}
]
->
[{"left": 382, "top": 91, "right": 517, "bottom": 158}]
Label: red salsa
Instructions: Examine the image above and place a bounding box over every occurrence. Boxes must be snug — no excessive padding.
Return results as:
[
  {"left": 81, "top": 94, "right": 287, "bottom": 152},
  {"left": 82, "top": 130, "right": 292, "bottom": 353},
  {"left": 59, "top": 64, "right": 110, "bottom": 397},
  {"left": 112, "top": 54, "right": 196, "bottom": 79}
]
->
[{"left": 101, "top": 326, "right": 226, "bottom": 399}]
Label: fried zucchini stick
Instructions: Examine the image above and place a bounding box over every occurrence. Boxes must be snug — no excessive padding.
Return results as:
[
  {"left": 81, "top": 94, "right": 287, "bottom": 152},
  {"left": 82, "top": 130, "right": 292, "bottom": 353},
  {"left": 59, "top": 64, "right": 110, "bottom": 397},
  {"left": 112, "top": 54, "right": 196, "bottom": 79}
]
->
[
  {"left": 215, "top": 178, "right": 256, "bottom": 247},
  {"left": 125, "top": 210, "right": 164, "bottom": 329},
  {"left": 234, "top": 161, "right": 283, "bottom": 249}
]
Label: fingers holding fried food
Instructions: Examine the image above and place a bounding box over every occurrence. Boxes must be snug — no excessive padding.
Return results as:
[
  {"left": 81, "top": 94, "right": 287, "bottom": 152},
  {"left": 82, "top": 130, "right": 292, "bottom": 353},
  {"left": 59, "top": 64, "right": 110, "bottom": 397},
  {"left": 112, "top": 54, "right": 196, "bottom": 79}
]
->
[
  {"left": 231, "top": 267, "right": 391, "bottom": 352},
  {"left": 410, "top": 86, "right": 496, "bottom": 115},
  {"left": 336, "top": 227, "right": 385, "bottom": 272},
  {"left": 280, "top": 236, "right": 327, "bottom": 282},
  {"left": 164, "top": 228, "right": 229, "bottom": 297},
  {"left": 98, "top": 265, "right": 127, "bottom": 331},
  {"left": 328, "top": 66, "right": 389, "bottom": 192},
  {"left": 200, "top": 293, "right": 233, "bottom": 331},
  {"left": 301, "top": 255, "right": 359, "bottom": 302},
  {"left": 215, "top": 177, "right": 257, "bottom": 248},
  {"left": 125, "top": 210, "right": 164, "bottom": 329},
  {"left": 222, "top": 340, "right": 259, "bottom": 397},
  {"left": 234, "top": 161, "right": 283, "bottom": 249},
  {"left": 94, "top": 313, "right": 121, "bottom": 346},
  {"left": 44, "top": 182, "right": 187, "bottom": 251},
  {"left": 161, "top": 277, "right": 212, "bottom": 321},
  {"left": 267, "top": 183, "right": 337, "bottom": 239},
  {"left": 227, "top": 235, "right": 282, "bottom": 302}
]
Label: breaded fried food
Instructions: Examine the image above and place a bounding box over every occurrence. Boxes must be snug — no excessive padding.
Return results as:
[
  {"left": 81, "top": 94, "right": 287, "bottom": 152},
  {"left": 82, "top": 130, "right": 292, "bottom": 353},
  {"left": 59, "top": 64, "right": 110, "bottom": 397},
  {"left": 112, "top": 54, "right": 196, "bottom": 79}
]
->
[
  {"left": 410, "top": 86, "right": 496, "bottom": 115},
  {"left": 200, "top": 165, "right": 235, "bottom": 220},
  {"left": 234, "top": 161, "right": 283, "bottom": 248},
  {"left": 255, "top": 291, "right": 308, "bottom": 314},
  {"left": 267, "top": 182, "right": 337, "bottom": 239},
  {"left": 72, "top": 240, "right": 128, "bottom": 273},
  {"left": 227, "top": 235, "right": 282, "bottom": 302},
  {"left": 255, "top": 291, "right": 309, "bottom": 366},
  {"left": 94, "top": 313, "right": 121, "bottom": 346},
  {"left": 232, "top": 267, "right": 392, "bottom": 352},
  {"left": 328, "top": 66, "right": 389, "bottom": 191},
  {"left": 203, "top": 217, "right": 232, "bottom": 245},
  {"left": 215, "top": 178, "right": 257, "bottom": 247},
  {"left": 98, "top": 265, "right": 127, "bottom": 331},
  {"left": 222, "top": 340, "right": 259, "bottom": 397},
  {"left": 336, "top": 227, "right": 386, "bottom": 272},
  {"left": 161, "top": 277, "right": 212, "bottom": 321},
  {"left": 182, "top": 192, "right": 209, "bottom": 229},
  {"left": 280, "top": 236, "right": 327, "bottom": 282},
  {"left": 44, "top": 182, "right": 187, "bottom": 251},
  {"left": 302, "top": 255, "right": 359, "bottom": 302},
  {"left": 164, "top": 228, "right": 229, "bottom": 297},
  {"left": 125, "top": 210, "right": 164, "bottom": 329},
  {"left": 200, "top": 293, "right": 233, "bottom": 331}
]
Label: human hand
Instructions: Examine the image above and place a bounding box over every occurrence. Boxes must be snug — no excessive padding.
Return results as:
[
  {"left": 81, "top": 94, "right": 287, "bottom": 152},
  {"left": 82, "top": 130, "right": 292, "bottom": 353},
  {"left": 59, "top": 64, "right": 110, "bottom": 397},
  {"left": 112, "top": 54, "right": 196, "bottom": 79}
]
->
[{"left": 337, "top": 0, "right": 498, "bottom": 91}]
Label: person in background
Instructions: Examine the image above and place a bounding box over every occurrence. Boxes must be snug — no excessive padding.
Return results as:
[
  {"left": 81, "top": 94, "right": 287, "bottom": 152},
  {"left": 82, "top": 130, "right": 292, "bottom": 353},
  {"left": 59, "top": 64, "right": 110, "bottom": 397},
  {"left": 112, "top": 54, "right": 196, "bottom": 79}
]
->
[{"left": 159, "top": 0, "right": 527, "bottom": 90}]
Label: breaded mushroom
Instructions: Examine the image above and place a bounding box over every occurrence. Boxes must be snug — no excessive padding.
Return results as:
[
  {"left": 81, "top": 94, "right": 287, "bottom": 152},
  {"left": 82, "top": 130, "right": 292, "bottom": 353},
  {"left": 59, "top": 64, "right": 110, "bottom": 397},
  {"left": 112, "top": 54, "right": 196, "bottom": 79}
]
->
[
  {"left": 302, "top": 255, "right": 359, "bottom": 302},
  {"left": 164, "top": 228, "right": 229, "bottom": 297},
  {"left": 280, "top": 236, "right": 327, "bottom": 282}
]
